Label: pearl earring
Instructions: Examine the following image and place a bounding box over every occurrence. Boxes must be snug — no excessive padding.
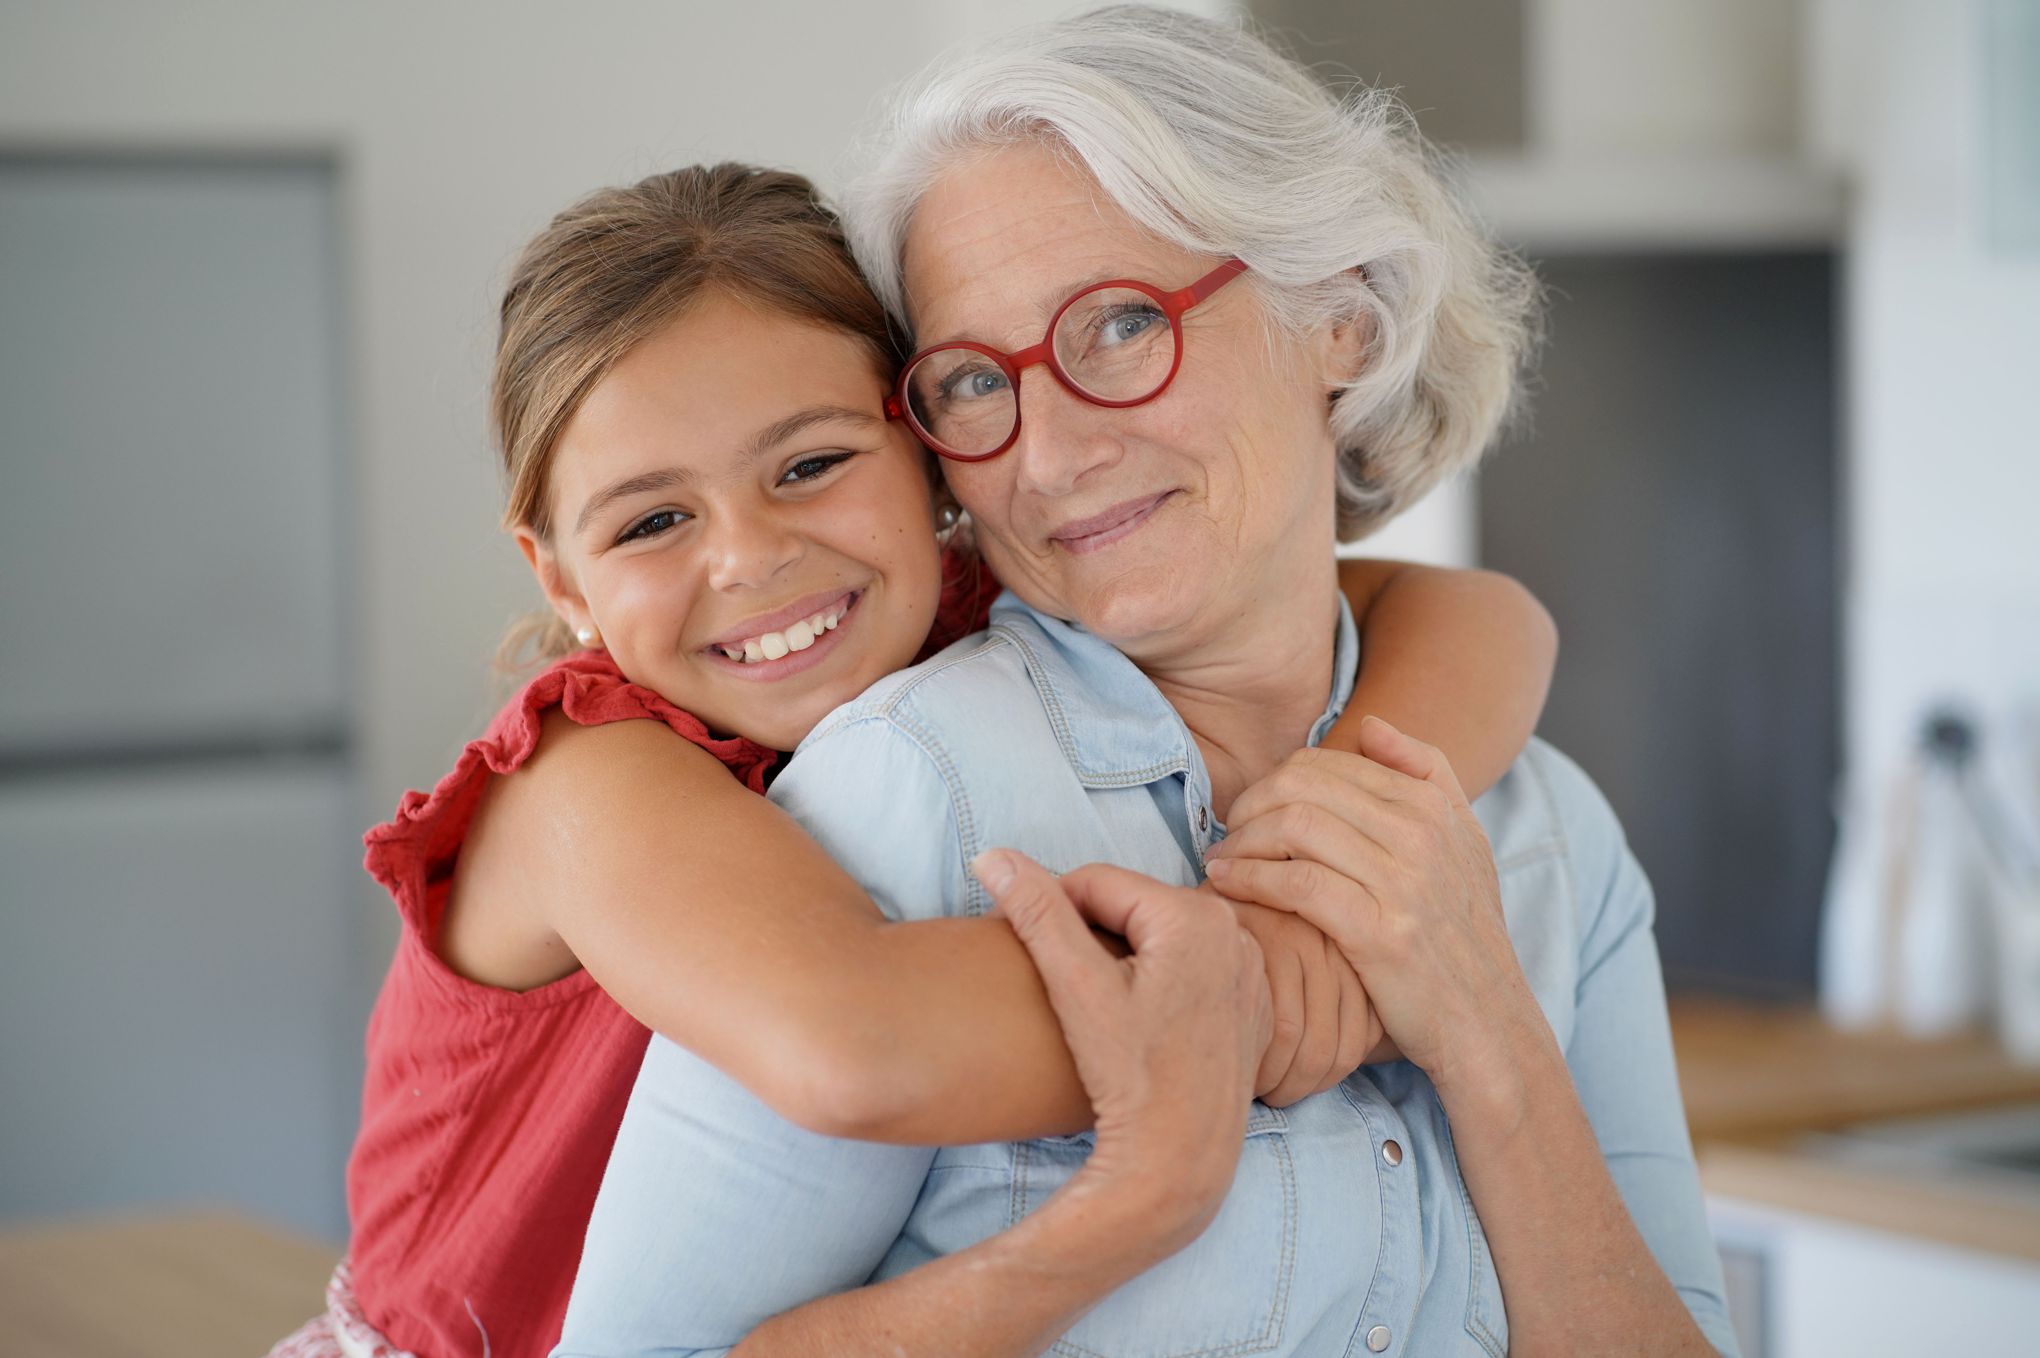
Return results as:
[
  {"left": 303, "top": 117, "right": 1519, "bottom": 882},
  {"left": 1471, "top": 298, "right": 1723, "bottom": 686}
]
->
[
  {"left": 936, "top": 504, "right": 961, "bottom": 533},
  {"left": 575, "top": 625, "right": 599, "bottom": 648}
]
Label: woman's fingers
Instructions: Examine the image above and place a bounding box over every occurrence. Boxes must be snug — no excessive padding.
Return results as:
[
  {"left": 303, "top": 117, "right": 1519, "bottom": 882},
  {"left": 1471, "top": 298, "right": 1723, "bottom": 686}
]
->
[
  {"left": 1204, "top": 854, "right": 1380, "bottom": 953},
  {"left": 1055, "top": 861, "right": 1194, "bottom": 950},
  {"left": 1210, "top": 797, "right": 1397, "bottom": 885},
  {"left": 1218, "top": 747, "right": 1441, "bottom": 853},
  {"left": 1356, "top": 715, "right": 1471, "bottom": 809},
  {"left": 973, "top": 850, "right": 1120, "bottom": 1021}
]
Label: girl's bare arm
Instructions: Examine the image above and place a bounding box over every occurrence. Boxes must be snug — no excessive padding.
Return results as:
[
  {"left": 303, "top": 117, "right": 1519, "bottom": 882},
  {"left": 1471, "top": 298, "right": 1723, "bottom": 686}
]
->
[
  {"left": 1329, "top": 559, "right": 1556, "bottom": 797},
  {"left": 453, "top": 709, "right": 1094, "bottom": 1144}
]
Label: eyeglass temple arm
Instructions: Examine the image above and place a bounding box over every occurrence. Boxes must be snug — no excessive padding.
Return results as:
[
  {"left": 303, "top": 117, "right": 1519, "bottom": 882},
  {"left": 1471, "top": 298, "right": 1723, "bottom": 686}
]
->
[{"left": 1172, "top": 257, "right": 1250, "bottom": 308}]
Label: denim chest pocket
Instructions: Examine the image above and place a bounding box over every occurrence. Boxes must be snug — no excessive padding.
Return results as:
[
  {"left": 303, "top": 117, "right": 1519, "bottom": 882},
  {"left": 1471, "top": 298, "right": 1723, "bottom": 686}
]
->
[
  {"left": 1012, "top": 1104, "right": 1297, "bottom": 1358},
  {"left": 1441, "top": 1128, "right": 1510, "bottom": 1358}
]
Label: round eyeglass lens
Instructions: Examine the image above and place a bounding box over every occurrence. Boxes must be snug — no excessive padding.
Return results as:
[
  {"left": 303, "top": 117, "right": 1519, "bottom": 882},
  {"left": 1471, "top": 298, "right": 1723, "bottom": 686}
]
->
[
  {"left": 904, "top": 347, "right": 1017, "bottom": 457},
  {"left": 1052, "top": 286, "right": 1178, "bottom": 402}
]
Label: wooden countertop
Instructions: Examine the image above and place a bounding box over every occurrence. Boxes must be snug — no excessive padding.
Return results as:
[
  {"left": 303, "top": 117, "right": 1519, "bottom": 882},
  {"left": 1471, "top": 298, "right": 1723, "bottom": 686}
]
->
[
  {"left": 5, "top": 1002, "right": 2036, "bottom": 1350},
  {"left": 0, "top": 1211, "right": 339, "bottom": 1358},
  {"left": 1668, "top": 993, "right": 2040, "bottom": 1144},
  {"left": 1668, "top": 994, "right": 2040, "bottom": 1262}
]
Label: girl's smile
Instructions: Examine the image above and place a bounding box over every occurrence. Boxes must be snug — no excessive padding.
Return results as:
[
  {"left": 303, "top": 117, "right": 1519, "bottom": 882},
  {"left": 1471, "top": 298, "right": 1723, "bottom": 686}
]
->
[{"left": 700, "top": 587, "right": 862, "bottom": 679}]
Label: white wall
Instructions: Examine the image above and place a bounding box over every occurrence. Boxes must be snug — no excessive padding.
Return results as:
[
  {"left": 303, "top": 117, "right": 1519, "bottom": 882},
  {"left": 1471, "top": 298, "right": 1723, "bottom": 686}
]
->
[
  {"left": 1807, "top": 0, "right": 2040, "bottom": 812},
  {"left": 0, "top": 0, "right": 1219, "bottom": 1233},
  {"left": 0, "top": 0, "right": 1223, "bottom": 958},
  {"left": 1533, "top": 0, "right": 1800, "bottom": 155}
]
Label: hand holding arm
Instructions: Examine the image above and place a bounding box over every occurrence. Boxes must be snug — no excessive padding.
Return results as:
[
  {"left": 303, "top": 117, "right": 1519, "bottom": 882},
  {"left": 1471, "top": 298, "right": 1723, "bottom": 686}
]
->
[
  {"left": 1235, "top": 557, "right": 1556, "bottom": 1092},
  {"left": 730, "top": 852, "right": 1270, "bottom": 1357},
  {"left": 1204, "top": 720, "right": 1717, "bottom": 1355}
]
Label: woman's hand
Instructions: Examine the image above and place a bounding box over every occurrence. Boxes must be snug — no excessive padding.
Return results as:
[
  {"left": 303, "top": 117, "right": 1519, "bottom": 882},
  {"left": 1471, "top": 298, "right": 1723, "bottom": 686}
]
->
[
  {"left": 974, "top": 850, "right": 1271, "bottom": 1257},
  {"left": 1203, "top": 717, "right": 1546, "bottom": 1104},
  {"left": 1225, "top": 896, "right": 1385, "bottom": 1105}
]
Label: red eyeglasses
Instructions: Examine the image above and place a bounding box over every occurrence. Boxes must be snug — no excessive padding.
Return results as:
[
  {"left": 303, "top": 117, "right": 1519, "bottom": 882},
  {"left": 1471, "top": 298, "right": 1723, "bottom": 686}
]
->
[{"left": 885, "top": 258, "right": 1249, "bottom": 462}]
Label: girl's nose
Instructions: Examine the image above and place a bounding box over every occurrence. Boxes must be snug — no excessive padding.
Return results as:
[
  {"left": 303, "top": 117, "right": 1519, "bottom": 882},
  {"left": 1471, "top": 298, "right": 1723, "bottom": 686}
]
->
[{"left": 703, "top": 505, "right": 806, "bottom": 594}]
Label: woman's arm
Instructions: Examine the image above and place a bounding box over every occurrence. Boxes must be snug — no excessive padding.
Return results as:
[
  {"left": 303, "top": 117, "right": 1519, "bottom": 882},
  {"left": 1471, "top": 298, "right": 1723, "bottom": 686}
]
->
[
  {"left": 719, "top": 856, "right": 1269, "bottom": 1357},
  {"left": 1206, "top": 720, "right": 1729, "bottom": 1354},
  {"left": 559, "top": 854, "right": 1268, "bottom": 1358},
  {"left": 1329, "top": 559, "right": 1556, "bottom": 798}
]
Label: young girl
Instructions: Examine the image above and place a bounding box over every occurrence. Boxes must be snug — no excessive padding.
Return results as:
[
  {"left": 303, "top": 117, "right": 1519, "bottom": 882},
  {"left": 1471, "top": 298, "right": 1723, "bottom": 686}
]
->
[{"left": 272, "top": 162, "right": 1556, "bottom": 1358}]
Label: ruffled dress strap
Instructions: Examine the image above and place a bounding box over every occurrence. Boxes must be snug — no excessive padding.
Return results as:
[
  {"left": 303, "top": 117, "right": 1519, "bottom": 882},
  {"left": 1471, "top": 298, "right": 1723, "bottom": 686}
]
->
[{"left": 362, "top": 649, "right": 777, "bottom": 939}]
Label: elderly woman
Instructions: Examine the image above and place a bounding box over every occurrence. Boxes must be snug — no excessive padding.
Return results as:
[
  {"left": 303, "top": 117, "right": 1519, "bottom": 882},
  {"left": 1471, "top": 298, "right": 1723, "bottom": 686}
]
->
[{"left": 559, "top": 7, "right": 1735, "bottom": 1357}]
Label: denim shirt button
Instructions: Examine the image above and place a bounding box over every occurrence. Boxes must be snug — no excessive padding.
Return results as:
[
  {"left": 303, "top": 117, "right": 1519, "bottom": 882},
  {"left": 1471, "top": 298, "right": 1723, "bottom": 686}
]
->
[
  {"left": 1380, "top": 1138, "right": 1403, "bottom": 1167},
  {"left": 1366, "top": 1324, "right": 1392, "bottom": 1352},
  {"left": 1196, "top": 805, "right": 1209, "bottom": 833}
]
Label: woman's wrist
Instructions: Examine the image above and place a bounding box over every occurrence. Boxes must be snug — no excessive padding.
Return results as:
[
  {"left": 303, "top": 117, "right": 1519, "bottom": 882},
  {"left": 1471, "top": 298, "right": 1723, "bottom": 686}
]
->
[
  {"left": 1046, "top": 1160, "right": 1219, "bottom": 1275},
  {"left": 1424, "top": 987, "right": 1568, "bottom": 1143}
]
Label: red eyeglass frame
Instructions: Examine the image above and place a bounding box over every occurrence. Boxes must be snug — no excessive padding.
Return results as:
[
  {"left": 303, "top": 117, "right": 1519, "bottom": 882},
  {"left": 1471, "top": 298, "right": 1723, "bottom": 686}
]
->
[{"left": 884, "top": 257, "right": 1251, "bottom": 462}]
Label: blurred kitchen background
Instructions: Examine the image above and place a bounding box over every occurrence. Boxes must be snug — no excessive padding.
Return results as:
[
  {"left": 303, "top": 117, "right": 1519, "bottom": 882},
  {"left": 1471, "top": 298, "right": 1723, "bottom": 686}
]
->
[{"left": 2, "top": 1, "right": 2036, "bottom": 1354}]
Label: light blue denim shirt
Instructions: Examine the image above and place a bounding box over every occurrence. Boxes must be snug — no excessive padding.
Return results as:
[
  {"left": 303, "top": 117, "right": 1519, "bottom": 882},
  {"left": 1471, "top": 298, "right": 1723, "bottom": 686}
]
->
[{"left": 558, "top": 593, "right": 1738, "bottom": 1358}]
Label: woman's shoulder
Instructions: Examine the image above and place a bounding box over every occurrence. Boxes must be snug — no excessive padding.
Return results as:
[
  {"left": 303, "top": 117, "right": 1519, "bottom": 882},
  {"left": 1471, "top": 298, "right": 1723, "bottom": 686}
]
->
[
  {"left": 1473, "top": 737, "right": 1625, "bottom": 874},
  {"left": 795, "top": 623, "right": 1049, "bottom": 755},
  {"left": 1475, "top": 738, "right": 1649, "bottom": 1040}
]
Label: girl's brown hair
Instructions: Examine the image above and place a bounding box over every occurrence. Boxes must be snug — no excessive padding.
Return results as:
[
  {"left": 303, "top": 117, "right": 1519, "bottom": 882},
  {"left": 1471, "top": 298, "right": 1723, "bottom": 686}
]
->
[{"left": 492, "top": 163, "right": 896, "bottom": 665}]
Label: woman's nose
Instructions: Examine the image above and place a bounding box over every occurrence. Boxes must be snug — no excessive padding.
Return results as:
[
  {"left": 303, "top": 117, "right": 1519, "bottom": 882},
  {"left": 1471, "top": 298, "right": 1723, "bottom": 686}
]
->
[
  {"left": 1008, "top": 377, "right": 1125, "bottom": 498},
  {"left": 703, "top": 506, "right": 805, "bottom": 593}
]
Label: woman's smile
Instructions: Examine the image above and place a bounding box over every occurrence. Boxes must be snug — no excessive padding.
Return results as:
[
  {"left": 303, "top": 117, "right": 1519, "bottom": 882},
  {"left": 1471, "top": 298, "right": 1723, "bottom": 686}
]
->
[{"left": 1046, "top": 490, "right": 1178, "bottom": 556}]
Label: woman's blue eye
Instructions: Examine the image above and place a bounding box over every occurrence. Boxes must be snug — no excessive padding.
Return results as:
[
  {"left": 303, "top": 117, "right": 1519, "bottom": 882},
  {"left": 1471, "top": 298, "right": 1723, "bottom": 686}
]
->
[
  {"left": 941, "top": 367, "right": 1011, "bottom": 403},
  {"left": 618, "top": 509, "right": 687, "bottom": 544},
  {"left": 1099, "top": 307, "right": 1162, "bottom": 346},
  {"left": 780, "top": 452, "right": 853, "bottom": 485}
]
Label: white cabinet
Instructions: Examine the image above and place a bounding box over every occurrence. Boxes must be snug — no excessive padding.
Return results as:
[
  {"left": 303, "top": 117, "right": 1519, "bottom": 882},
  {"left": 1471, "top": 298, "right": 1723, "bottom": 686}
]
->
[{"left": 1710, "top": 1196, "right": 2040, "bottom": 1358}]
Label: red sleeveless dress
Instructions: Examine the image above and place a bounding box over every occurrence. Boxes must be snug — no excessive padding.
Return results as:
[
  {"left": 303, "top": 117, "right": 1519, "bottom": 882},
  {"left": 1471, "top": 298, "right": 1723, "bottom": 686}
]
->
[
  {"left": 344, "top": 651, "right": 774, "bottom": 1356},
  {"left": 343, "top": 561, "right": 998, "bottom": 1357}
]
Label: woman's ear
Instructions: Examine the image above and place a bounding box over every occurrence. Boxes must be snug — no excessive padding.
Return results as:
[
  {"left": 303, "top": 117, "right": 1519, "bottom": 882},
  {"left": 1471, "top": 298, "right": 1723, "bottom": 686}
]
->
[
  {"left": 514, "top": 526, "right": 593, "bottom": 639},
  {"left": 1322, "top": 305, "right": 1374, "bottom": 391}
]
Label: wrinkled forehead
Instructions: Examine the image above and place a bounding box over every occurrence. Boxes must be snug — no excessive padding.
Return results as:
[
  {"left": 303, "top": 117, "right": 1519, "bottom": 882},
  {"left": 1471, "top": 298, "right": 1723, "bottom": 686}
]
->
[{"left": 900, "top": 142, "right": 1195, "bottom": 348}]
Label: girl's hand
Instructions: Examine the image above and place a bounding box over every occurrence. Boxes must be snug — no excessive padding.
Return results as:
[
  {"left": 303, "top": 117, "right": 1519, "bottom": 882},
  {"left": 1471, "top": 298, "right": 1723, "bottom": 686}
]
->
[
  {"left": 973, "top": 850, "right": 1271, "bottom": 1253},
  {"left": 1223, "top": 895, "right": 1386, "bottom": 1105},
  {"left": 1203, "top": 717, "right": 1545, "bottom": 1103}
]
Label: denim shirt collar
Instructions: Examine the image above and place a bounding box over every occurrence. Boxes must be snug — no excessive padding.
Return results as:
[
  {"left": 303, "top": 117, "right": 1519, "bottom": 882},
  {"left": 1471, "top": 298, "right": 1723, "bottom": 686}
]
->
[{"left": 985, "top": 589, "right": 1360, "bottom": 796}]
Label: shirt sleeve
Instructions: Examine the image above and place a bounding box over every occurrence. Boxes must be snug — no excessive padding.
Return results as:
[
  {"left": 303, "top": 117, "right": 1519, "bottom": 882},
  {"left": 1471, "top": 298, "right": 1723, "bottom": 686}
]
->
[
  {"left": 555, "top": 711, "right": 969, "bottom": 1357},
  {"left": 768, "top": 711, "right": 974, "bottom": 922},
  {"left": 1546, "top": 750, "right": 1744, "bottom": 1358},
  {"left": 554, "top": 1039, "right": 936, "bottom": 1358}
]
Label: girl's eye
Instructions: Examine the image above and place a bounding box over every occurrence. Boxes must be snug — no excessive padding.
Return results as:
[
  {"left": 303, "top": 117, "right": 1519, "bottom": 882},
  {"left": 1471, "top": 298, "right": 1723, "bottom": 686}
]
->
[
  {"left": 779, "top": 452, "right": 853, "bottom": 485},
  {"left": 617, "top": 508, "right": 688, "bottom": 544}
]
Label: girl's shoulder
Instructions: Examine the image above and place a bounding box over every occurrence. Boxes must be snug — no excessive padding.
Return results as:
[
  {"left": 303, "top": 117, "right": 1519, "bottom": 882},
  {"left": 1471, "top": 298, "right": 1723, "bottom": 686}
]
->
[{"left": 364, "top": 651, "right": 776, "bottom": 935}]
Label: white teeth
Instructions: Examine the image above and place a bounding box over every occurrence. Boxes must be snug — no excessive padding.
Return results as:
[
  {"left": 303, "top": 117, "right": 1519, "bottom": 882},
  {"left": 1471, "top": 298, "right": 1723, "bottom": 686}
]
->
[{"left": 716, "top": 594, "right": 855, "bottom": 664}]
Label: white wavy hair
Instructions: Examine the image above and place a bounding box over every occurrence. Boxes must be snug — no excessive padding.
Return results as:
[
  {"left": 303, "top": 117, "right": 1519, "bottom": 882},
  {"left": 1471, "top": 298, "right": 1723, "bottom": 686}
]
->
[{"left": 844, "top": 3, "right": 1540, "bottom": 541}]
